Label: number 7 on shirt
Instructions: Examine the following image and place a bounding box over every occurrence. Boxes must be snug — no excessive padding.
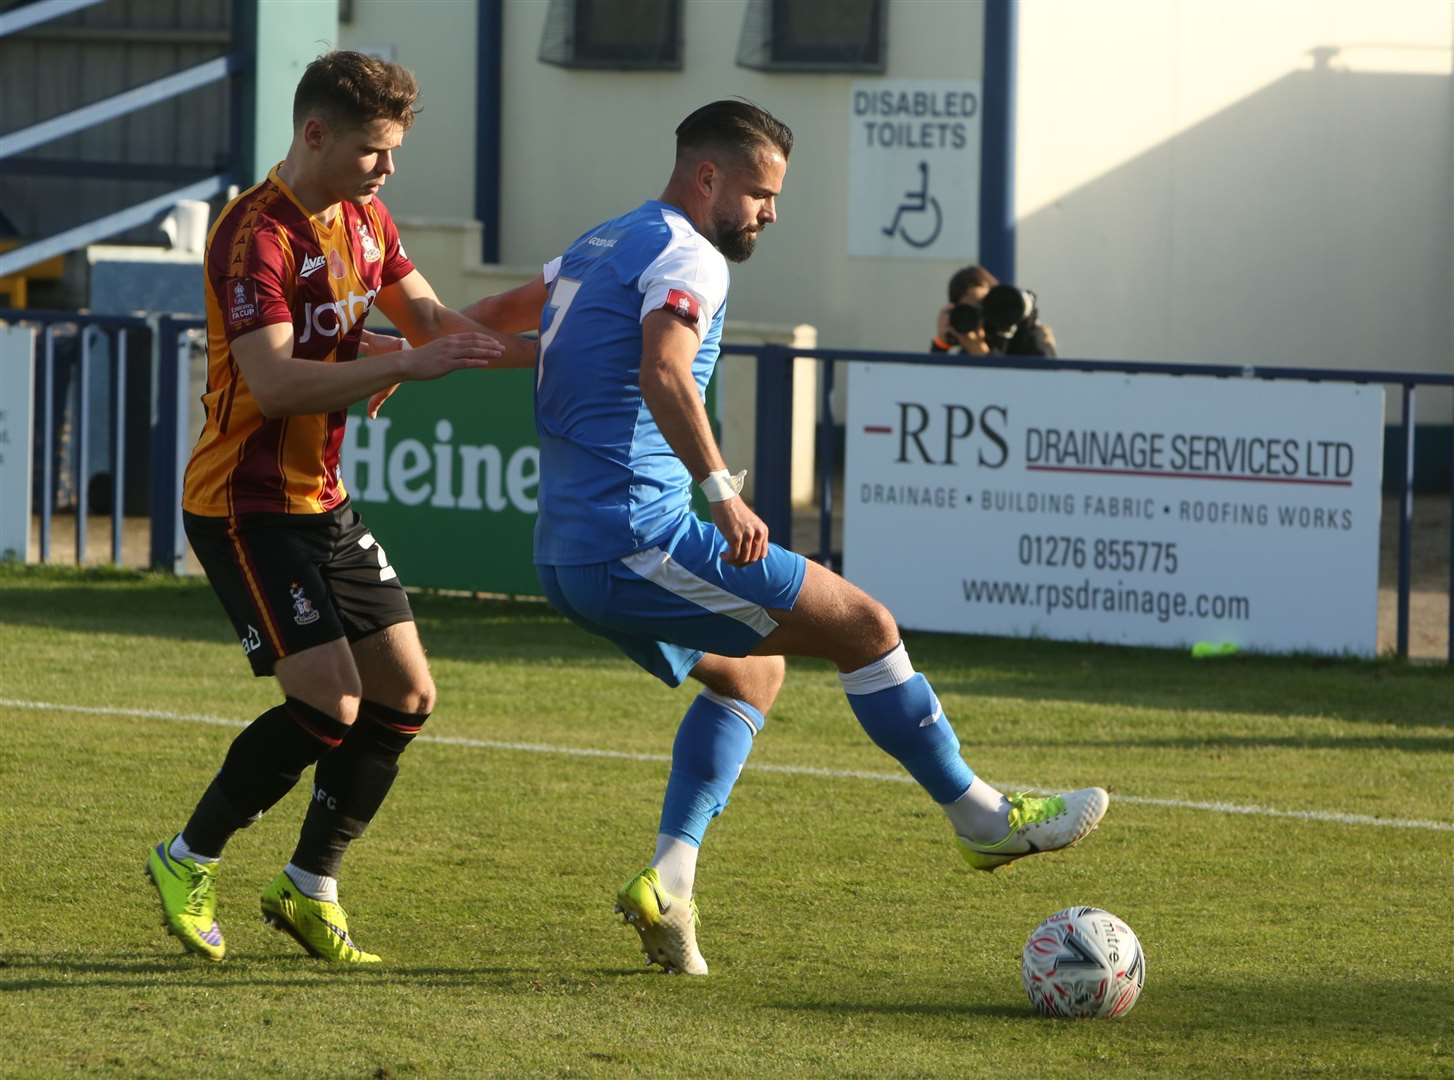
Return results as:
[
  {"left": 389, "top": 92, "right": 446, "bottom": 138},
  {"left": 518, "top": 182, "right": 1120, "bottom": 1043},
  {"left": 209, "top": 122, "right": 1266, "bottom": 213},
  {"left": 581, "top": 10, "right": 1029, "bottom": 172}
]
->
[{"left": 537, "top": 277, "right": 581, "bottom": 388}]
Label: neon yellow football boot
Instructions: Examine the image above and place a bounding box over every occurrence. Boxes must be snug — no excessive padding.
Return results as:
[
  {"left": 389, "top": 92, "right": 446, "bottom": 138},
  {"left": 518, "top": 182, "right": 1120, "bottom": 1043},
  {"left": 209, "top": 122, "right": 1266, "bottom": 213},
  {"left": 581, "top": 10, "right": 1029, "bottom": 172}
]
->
[
  {"left": 615, "top": 867, "right": 707, "bottom": 975},
  {"left": 958, "top": 787, "right": 1109, "bottom": 872},
  {"left": 259, "top": 870, "right": 381, "bottom": 963},
  {"left": 145, "top": 840, "right": 225, "bottom": 961}
]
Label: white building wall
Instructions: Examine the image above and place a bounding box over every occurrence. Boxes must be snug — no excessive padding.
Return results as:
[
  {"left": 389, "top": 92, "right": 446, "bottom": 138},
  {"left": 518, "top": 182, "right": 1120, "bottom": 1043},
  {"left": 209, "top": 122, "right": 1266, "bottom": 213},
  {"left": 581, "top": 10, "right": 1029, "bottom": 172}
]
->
[
  {"left": 1015, "top": 0, "right": 1454, "bottom": 400},
  {"left": 341, "top": 0, "right": 1454, "bottom": 412},
  {"left": 337, "top": 0, "right": 479, "bottom": 225},
  {"left": 496, "top": 0, "right": 986, "bottom": 353}
]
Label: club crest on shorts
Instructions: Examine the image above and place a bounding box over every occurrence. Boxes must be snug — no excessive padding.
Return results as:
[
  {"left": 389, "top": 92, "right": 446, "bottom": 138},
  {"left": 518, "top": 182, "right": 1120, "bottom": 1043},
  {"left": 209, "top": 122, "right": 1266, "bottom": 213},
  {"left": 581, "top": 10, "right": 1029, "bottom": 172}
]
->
[{"left": 289, "top": 581, "right": 320, "bottom": 625}]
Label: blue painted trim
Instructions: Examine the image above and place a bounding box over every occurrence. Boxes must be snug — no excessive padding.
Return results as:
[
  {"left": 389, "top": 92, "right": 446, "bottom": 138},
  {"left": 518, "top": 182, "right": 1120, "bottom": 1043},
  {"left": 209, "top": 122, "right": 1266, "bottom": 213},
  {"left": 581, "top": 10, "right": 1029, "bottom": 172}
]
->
[
  {"left": 0, "top": 0, "right": 102, "bottom": 38},
  {"left": 752, "top": 345, "right": 796, "bottom": 544},
  {"left": 720, "top": 343, "right": 1454, "bottom": 387},
  {"left": 230, "top": 0, "right": 257, "bottom": 186},
  {"left": 1397, "top": 387, "right": 1415, "bottom": 657},
  {"left": 0, "top": 54, "right": 241, "bottom": 161},
  {"left": 476, "top": 0, "right": 503, "bottom": 263},
  {"left": 979, "top": 0, "right": 1016, "bottom": 282},
  {"left": 0, "top": 309, "right": 153, "bottom": 329},
  {"left": 0, "top": 175, "right": 227, "bottom": 277},
  {"left": 112, "top": 328, "right": 128, "bottom": 563},
  {"left": 148, "top": 317, "right": 194, "bottom": 573}
]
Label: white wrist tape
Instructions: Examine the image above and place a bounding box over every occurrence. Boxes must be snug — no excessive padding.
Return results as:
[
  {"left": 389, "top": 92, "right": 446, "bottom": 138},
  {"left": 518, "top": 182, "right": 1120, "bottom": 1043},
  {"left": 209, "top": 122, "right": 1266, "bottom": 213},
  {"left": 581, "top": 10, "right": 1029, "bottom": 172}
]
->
[
  {"left": 699, "top": 468, "right": 746, "bottom": 503},
  {"left": 399, "top": 337, "right": 411, "bottom": 351}
]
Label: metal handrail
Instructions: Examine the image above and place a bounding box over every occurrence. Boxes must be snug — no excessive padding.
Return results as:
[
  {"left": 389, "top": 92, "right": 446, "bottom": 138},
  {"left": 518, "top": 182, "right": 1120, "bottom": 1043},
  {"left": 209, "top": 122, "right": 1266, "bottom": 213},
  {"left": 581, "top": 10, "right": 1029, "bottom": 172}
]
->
[
  {"left": 0, "top": 0, "right": 102, "bottom": 38},
  {"left": 0, "top": 176, "right": 228, "bottom": 277},
  {"left": 0, "top": 54, "right": 242, "bottom": 161}
]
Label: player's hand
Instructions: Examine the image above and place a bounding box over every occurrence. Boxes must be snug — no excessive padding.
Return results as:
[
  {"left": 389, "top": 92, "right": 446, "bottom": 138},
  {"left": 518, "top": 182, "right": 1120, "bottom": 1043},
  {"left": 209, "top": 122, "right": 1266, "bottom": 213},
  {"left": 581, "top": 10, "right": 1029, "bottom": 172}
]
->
[
  {"left": 358, "top": 328, "right": 404, "bottom": 357},
  {"left": 936, "top": 304, "right": 955, "bottom": 342},
  {"left": 711, "top": 496, "right": 769, "bottom": 566},
  {"left": 366, "top": 383, "right": 399, "bottom": 419},
  {"left": 406, "top": 332, "right": 505, "bottom": 380}
]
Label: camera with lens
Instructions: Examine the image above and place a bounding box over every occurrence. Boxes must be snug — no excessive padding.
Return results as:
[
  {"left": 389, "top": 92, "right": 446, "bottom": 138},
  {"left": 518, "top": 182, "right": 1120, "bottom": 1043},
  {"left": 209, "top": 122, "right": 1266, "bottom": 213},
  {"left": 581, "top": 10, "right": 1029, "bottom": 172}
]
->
[
  {"left": 943, "top": 281, "right": 1054, "bottom": 357},
  {"left": 948, "top": 300, "right": 983, "bottom": 336}
]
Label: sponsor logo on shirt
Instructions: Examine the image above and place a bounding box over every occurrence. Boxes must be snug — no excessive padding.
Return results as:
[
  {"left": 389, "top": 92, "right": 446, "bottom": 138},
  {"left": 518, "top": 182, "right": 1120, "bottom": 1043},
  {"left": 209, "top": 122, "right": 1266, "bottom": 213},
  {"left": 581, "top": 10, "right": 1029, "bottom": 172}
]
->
[
  {"left": 586, "top": 236, "right": 616, "bottom": 249},
  {"left": 225, "top": 278, "right": 258, "bottom": 329},
  {"left": 297, "top": 288, "right": 379, "bottom": 344},
  {"left": 664, "top": 288, "right": 699, "bottom": 323},
  {"left": 298, "top": 253, "right": 327, "bottom": 279},
  {"left": 358, "top": 222, "right": 382, "bottom": 263}
]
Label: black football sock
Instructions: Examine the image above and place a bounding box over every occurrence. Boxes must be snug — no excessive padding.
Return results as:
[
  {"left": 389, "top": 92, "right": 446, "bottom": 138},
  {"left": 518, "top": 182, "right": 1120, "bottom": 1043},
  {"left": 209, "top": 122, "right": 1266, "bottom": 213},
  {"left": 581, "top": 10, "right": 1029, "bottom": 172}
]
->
[
  {"left": 289, "top": 700, "right": 426, "bottom": 878},
  {"left": 180, "top": 697, "right": 349, "bottom": 858}
]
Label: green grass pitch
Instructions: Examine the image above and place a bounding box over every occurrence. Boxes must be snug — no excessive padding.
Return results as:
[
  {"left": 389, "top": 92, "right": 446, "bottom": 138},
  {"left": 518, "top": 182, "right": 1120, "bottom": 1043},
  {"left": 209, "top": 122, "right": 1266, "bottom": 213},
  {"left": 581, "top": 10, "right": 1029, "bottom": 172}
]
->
[{"left": 1, "top": 564, "right": 1451, "bottom": 1078}]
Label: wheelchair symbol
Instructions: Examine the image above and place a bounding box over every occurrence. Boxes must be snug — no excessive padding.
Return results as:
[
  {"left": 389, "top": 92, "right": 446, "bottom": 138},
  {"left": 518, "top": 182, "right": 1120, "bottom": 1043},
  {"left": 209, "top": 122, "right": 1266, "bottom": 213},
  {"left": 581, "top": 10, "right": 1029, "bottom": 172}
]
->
[{"left": 881, "top": 161, "right": 943, "bottom": 249}]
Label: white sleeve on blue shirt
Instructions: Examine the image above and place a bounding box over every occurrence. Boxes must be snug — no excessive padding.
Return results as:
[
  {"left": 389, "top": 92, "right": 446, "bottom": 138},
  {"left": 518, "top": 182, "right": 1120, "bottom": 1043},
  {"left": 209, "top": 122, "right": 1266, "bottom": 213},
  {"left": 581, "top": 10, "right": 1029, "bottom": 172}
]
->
[
  {"left": 542, "top": 256, "right": 563, "bottom": 286},
  {"left": 636, "top": 215, "right": 729, "bottom": 340}
]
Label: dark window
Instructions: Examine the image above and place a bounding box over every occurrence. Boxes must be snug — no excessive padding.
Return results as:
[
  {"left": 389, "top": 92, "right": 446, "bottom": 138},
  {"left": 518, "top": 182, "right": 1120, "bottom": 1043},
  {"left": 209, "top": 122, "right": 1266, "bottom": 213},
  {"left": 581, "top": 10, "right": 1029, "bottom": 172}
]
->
[
  {"left": 539, "top": 0, "right": 683, "bottom": 71},
  {"left": 737, "top": 0, "right": 886, "bottom": 73}
]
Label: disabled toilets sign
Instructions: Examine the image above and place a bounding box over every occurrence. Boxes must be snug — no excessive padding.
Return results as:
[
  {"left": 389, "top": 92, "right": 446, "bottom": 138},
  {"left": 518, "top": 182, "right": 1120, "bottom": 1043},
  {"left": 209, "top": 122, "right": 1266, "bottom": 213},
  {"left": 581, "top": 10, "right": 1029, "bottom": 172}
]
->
[{"left": 848, "top": 80, "right": 981, "bottom": 259}]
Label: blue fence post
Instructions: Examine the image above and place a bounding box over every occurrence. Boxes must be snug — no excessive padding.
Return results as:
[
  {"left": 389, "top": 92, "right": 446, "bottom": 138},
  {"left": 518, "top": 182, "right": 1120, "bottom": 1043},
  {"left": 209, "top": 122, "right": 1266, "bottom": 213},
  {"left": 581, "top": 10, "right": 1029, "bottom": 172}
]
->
[
  {"left": 112, "top": 328, "right": 127, "bottom": 564},
  {"left": 754, "top": 344, "right": 795, "bottom": 547},
  {"left": 75, "top": 328, "right": 95, "bottom": 564},
  {"left": 1396, "top": 385, "right": 1416, "bottom": 659},
  {"left": 148, "top": 317, "right": 189, "bottom": 573},
  {"left": 39, "top": 329, "right": 54, "bottom": 563}
]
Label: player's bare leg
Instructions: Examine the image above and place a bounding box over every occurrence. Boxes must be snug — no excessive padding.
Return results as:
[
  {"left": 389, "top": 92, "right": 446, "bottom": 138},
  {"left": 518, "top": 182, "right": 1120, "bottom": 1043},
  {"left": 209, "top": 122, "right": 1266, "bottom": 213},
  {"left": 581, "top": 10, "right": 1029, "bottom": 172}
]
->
[
  {"left": 617, "top": 652, "right": 785, "bottom": 975},
  {"left": 754, "top": 560, "right": 1108, "bottom": 871},
  {"left": 263, "top": 622, "right": 435, "bottom": 963}
]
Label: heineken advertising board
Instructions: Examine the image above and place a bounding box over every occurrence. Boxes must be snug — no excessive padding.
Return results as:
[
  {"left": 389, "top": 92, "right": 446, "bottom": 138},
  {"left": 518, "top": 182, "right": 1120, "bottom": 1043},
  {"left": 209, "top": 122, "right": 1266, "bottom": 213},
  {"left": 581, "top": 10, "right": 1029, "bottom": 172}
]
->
[
  {"left": 341, "top": 371, "right": 715, "bottom": 596},
  {"left": 341, "top": 370, "right": 541, "bottom": 595}
]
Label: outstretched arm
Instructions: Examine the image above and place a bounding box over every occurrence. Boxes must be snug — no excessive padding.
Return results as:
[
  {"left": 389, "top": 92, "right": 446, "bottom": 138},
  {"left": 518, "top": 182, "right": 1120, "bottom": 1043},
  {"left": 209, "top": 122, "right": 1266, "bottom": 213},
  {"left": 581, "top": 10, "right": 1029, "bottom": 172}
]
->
[
  {"left": 233, "top": 321, "right": 502, "bottom": 419},
  {"left": 461, "top": 273, "right": 550, "bottom": 338},
  {"left": 376, "top": 269, "right": 538, "bottom": 367}
]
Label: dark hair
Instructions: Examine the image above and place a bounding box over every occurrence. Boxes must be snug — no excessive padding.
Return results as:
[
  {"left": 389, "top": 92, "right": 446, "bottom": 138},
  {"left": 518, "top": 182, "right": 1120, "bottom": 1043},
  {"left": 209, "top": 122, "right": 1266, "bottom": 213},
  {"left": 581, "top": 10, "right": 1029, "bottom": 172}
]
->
[
  {"left": 293, "top": 50, "right": 419, "bottom": 131},
  {"left": 948, "top": 264, "right": 998, "bottom": 303},
  {"left": 675, "top": 99, "right": 793, "bottom": 164}
]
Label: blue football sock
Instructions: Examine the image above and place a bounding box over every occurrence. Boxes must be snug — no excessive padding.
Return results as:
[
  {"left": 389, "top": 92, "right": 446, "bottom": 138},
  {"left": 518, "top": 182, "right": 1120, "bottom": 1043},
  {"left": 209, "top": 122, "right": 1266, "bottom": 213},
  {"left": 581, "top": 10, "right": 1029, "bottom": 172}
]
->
[
  {"left": 658, "top": 690, "right": 765, "bottom": 847},
  {"left": 841, "top": 643, "right": 975, "bottom": 804}
]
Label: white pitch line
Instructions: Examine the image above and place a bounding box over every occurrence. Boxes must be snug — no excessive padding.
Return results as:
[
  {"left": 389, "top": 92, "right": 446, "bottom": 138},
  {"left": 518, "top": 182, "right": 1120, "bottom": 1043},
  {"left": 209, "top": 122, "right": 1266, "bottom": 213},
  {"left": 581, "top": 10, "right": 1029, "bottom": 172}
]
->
[{"left": 4, "top": 697, "right": 1453, "bottom": 834}]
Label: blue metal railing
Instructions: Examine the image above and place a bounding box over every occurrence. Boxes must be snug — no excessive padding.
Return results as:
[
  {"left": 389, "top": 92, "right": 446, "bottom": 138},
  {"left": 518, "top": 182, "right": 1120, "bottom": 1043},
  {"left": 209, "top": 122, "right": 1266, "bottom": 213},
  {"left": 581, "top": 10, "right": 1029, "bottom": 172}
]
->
[
  {"left": 0, "top": 7, "right": 246, "bottom": 278},
  {"left": 0, "top": 0, "right": 102, "bottom": 37},
  {"left": 730, "top": 343, "right": 1454, "bottom": 662},
  {"left": 0, "top": 308, "right": 202, "bottom": 572}
]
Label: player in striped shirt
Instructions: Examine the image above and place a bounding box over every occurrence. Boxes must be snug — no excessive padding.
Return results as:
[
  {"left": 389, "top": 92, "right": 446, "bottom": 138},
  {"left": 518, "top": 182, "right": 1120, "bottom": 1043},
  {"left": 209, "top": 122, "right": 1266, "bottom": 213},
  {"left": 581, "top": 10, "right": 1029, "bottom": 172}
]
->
[{"left": 145, "top": 51, "right": 517, "bottom": 964}]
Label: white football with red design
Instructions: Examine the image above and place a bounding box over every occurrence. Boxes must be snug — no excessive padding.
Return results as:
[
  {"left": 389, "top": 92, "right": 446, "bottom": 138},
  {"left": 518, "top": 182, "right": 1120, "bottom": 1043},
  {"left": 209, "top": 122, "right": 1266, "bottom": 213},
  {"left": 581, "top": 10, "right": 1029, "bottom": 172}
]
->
[{"left": 1021, "top": 907, "right": 1146, "bottom": 1018}]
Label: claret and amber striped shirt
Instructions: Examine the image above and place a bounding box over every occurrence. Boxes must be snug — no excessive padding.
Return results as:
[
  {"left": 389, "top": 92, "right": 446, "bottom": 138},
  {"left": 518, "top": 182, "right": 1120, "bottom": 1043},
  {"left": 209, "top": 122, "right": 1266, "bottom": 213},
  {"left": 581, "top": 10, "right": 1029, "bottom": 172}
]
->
[{"left": 182, "top": 165, "right": 415, "bottom": 518}]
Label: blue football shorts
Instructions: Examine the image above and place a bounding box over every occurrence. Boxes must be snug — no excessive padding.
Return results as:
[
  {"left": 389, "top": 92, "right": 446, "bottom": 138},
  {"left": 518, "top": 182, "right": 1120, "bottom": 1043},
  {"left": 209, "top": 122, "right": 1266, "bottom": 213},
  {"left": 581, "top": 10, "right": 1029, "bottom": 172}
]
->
[{"left": 536, "top": 513, "right": 808, "bottom": 687}]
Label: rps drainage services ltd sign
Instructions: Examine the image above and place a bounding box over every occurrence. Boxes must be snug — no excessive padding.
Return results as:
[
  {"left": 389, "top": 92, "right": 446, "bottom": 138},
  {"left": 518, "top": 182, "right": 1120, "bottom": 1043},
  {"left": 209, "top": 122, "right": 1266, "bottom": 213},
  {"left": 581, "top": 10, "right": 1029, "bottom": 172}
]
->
[{"left": 843, "top": 364, "right": 1384, "bottom": 655}]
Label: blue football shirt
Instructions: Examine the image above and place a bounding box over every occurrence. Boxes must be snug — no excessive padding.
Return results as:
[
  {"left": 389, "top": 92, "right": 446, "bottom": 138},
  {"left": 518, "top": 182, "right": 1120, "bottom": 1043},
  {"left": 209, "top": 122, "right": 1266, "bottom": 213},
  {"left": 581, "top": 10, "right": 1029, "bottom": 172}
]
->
[{"left": 532, "top": 200, "right": 730, "bottom": 566}]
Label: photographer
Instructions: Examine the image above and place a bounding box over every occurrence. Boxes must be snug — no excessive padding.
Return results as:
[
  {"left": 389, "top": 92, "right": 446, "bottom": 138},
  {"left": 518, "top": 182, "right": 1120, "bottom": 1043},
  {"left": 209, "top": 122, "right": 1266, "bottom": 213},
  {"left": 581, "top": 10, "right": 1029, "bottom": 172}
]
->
[{"left": 931, "top": 264, "right": 1057, "bottom": 358}]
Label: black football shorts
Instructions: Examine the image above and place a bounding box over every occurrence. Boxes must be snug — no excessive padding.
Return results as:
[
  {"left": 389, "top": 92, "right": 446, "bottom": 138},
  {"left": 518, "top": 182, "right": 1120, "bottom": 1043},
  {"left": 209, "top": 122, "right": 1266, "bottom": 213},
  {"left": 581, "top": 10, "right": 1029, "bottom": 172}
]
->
[{"left": 184, "top": 502, "right": 415, "bottom": 676}]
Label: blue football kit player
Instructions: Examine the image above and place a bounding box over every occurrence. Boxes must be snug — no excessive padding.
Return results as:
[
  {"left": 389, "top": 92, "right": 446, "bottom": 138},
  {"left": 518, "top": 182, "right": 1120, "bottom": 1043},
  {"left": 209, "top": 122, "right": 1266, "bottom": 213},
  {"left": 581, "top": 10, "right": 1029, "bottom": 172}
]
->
[{"left": 466, "top": 101, "right": 1108, "bottom": 975}]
